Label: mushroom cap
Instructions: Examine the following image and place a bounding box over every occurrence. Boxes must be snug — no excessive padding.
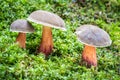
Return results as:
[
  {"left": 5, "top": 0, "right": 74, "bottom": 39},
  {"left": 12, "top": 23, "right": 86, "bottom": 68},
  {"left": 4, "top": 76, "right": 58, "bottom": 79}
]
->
[
  {"left": 27, "top": 10, "right": 66, "bottom": 31},
  {"left": 75, "top": 24, "right": 112, "bottom": 47},
  {"left": 10, "top": 19, "right": 34, "bottom": 33}
]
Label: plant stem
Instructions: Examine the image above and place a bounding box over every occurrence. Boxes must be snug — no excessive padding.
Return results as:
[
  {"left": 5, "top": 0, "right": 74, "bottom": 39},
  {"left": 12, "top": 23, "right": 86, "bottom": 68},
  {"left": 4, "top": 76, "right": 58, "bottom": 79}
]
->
[
  {"left": 82, "top": 45, "right": 97, "bottom": 67},
  {"left": 16, "top": 32, "right": 26, "bottom": 48},
  {"left": 38, "top": 26, "right": 53, "bottom": 56}
]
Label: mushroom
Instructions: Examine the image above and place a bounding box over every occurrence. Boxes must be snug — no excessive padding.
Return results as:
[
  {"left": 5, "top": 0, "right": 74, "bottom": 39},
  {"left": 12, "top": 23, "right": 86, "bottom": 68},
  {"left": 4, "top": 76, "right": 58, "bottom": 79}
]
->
[
  {"left": 75, "top": 24, "right": 112, "bottom": 67},
  {"left": 10, "top": 19, "right": 34, "bottom": 48},
  {"left": 27, "top": 10, "right": 66, "bottom": 56}
]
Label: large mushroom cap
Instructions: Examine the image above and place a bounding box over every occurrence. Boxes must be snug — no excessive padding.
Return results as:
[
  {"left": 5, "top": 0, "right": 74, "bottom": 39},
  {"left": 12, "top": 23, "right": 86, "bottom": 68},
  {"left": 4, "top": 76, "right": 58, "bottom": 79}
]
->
[
  {"left": 10, "top": 19, "right": 34, "bottom": 33},
  {"left": 75, "top": 24, "right": 112, "bottom": 47},
  {"left": 27, "top": 10, "right": 66, "bottom": 31}
]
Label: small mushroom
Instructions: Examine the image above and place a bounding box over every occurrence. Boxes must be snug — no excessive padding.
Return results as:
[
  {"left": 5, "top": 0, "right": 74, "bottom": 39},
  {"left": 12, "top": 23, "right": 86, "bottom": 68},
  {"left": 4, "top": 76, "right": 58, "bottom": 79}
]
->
[
  {"left": 10, "top": 19, "right": 34, "bottom": 48},
  {"left": 27, "top": 10, "right": 66, "bottom": 56},
  {"left": 75, "top": 24, "right": 112, "bottom": 67}
]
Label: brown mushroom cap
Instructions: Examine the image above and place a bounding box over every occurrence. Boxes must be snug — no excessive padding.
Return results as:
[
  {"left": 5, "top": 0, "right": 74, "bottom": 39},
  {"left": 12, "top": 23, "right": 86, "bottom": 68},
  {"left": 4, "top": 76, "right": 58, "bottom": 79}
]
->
[
  {"left": 75, "top": 25, "right": 112, "bottom": 47},
  {"left": 10, "top": 19, "right": 34, "bottom": 33},
  {"left": 27, "top": 10, "right": 66, "bottom": 31}
]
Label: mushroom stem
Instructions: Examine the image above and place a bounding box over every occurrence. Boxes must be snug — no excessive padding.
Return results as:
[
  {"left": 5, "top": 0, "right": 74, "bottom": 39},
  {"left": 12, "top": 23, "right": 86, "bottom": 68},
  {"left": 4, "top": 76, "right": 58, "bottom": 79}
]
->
[
  {"left": 82, "top": 45, "right": 97, "bottom": 67},
  {"left": 16, "top": 32, "right": 26, "bottom": 48},
  {"left": 38, "top": 26, "right": 53, "bottom": 56}
]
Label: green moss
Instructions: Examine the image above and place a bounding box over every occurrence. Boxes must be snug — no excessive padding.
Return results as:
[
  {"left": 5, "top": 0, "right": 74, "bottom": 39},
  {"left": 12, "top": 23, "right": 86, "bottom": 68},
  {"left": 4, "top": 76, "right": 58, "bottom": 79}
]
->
[{"left": 0, "top": 0, "right": 120, "bottom": 79}]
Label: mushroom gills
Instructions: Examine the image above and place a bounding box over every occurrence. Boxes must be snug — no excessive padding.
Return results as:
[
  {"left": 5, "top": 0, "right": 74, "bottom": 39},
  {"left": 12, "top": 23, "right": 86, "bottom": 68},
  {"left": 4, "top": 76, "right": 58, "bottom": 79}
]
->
[
  {"left": 16, "top": 32, "right": 26, "bottom": 48},
  {"left": 38, "top": 26, "right": 53, "bottom": 56},
  {"left": 82, "top": 45, "right": 97, "bottom": 67}
]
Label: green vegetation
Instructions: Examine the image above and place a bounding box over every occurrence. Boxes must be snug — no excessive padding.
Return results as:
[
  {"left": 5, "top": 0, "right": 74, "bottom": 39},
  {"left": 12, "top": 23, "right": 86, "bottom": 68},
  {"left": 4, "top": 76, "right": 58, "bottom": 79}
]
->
[{"left": 0, "top": 0, "right": 120, "bottom": 79}]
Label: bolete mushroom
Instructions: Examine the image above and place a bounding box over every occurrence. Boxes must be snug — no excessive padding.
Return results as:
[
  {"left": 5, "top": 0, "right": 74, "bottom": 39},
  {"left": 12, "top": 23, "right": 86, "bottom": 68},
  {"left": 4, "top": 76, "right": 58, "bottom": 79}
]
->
[
  {"left": 75, "top": 24, "right": 112, "bottom": 67},
  {"left": 27, "top": 10, "right": 66, "bottom": 56},
  {"left": 10, "top": 19, "right": 34, "bottom": 48}
]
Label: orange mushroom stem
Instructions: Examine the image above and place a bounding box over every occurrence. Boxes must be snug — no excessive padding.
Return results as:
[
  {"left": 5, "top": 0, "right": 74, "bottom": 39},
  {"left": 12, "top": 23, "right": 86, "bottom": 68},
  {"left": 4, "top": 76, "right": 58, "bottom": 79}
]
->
[
  {"left": 16, "top": 32, "right": 26, "bottom": 48},
  {"left": 82, "top": 45, "right": 97, "bottom": 67},
  {"left": 38, "top": 26, "right": 53, "bottom": 56}
]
